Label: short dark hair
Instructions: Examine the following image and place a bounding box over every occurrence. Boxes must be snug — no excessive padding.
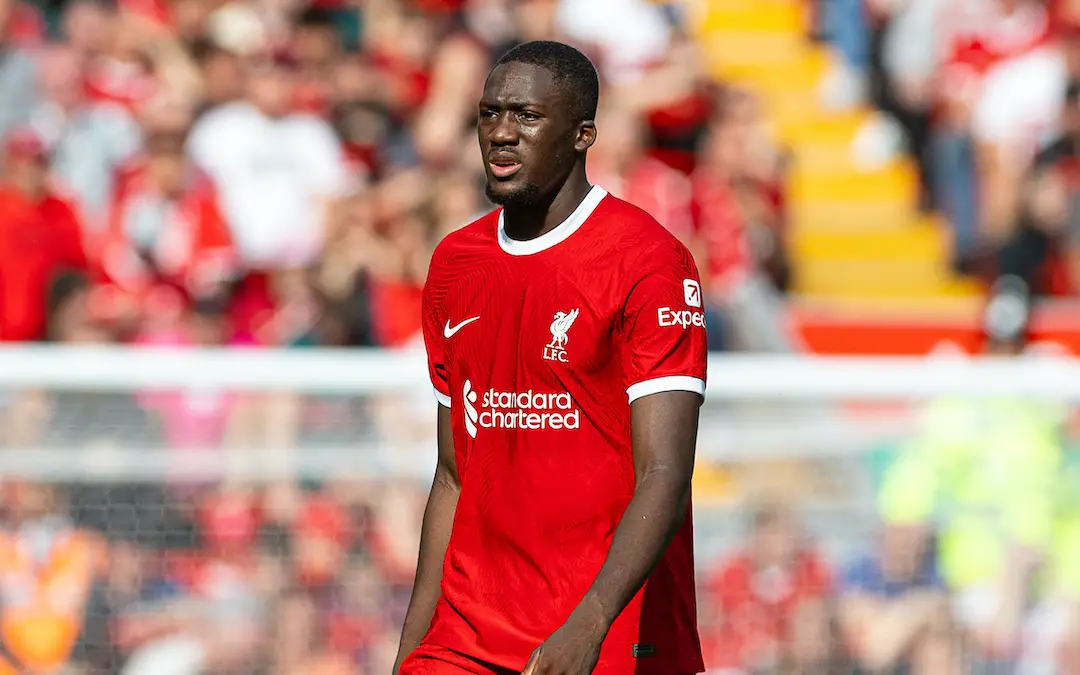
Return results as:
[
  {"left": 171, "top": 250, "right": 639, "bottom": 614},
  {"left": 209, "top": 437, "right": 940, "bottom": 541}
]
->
[{"left": 493, "top": 41, "right": 600, "bottom": 124}]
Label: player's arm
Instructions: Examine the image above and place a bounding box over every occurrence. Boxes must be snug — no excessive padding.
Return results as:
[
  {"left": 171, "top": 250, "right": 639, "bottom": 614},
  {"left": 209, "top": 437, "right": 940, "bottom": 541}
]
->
[
  {"left": 524, "top": 239, "right": 707, "bottom": 675},
  {"left": 570, "top": 391, "right": 698, "bottom": 624},
  {"left": 394, "top": 251, "right": 459, "bottom": 673},
  {"left": 394, "top": 404, "right": 459, "bottom": 672}
]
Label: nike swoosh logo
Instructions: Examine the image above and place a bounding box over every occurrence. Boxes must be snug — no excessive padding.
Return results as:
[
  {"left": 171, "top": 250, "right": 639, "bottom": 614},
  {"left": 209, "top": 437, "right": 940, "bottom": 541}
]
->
[{"left": 444, "top": 316, "right": 480, "bottom": 338}]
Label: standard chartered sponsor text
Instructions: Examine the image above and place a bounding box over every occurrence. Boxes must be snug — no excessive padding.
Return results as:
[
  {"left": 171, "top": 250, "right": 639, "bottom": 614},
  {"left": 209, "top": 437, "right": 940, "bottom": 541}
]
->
[{"left": 464, "top": 380, "right": 580, "bottom": 435}]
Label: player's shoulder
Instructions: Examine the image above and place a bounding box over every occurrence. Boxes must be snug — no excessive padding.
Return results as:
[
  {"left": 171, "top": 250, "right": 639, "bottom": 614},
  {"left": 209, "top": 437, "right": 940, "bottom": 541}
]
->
[
  {"left": 595, "top": 191, "right": 696, "bottom": 270},
  {"left": 432, "top": 208, "right": 498, "bottom": 254},
  {"left": 427, "top": 208, "right": 499, "bottom": 278}
]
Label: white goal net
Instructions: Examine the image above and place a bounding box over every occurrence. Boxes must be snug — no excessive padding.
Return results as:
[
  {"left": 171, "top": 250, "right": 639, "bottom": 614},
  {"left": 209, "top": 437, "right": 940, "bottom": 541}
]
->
[{"left": 1, "top": 346, "right": 1079, "bottom": 675}]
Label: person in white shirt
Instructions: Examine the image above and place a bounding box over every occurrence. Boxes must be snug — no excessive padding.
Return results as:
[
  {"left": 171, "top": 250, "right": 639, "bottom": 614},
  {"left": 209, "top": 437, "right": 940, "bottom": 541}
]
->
[{"left": 186, "top": 54, "right": 351, "bottom": 271}]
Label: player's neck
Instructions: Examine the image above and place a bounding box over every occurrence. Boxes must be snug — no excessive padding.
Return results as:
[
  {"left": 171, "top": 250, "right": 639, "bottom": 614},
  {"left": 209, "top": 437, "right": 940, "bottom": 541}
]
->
[{"left": 502, "top": 173, "right": 593, "bottom": 241}]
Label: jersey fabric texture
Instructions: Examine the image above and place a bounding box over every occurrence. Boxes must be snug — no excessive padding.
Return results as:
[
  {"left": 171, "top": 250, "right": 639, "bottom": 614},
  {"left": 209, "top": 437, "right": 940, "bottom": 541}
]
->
[{"left": 406, "top": 186, "right": 708, "bottom": 675}]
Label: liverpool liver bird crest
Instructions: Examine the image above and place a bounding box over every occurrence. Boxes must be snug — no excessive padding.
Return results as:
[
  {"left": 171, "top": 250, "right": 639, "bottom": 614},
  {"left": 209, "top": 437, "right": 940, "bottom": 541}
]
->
[{"left": 547, "top": 309, "right": 579, "bottom": 350}]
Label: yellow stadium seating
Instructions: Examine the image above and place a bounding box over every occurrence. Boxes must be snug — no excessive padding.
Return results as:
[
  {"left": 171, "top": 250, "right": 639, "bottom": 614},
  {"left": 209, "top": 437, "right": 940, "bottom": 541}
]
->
[{"left": 694, "top": 0, "right": 981, "bottom": 304}]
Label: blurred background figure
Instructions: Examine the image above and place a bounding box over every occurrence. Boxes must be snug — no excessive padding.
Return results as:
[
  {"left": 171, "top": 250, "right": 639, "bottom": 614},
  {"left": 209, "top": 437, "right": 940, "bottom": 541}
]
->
[
  {"left": 0, "top": 125, "right": 88, "bottom": 343},
  {"left": 875, "top": 275, "right": 1072, "bottom": 673},
  {"left": 700, "top": 505, "right": 833, "bottom": 674},
  {"left": 838, "top": 521, "right": 955, "bottom": 675},
  {"left": 0, "top": 481, "right": 98, "bottom": 675}
]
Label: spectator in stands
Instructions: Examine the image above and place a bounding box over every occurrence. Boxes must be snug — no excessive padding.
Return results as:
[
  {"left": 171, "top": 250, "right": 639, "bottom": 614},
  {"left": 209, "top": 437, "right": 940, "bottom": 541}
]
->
[
  {"left": 995, "top": 78, "right": 1080, "bottom": 295},
  {"left": 135, "top": 293, "right": 255, "bottom": 457},
  {"left": 186, "top": 50, "right": 351, "bottom": 351},
  {"left": 968, "top": 0, "right": 1066, "bottom": 245},
  {"left": 278, "top": 495, "right": 397, "bottom": 672},
  {"left": 838, "top": 521, "right": 954, "bottom": 674},
  {"left": 862, "top": 0, "right": 938, "bottom": 210},
  {"left": 290, "top": 494, "right": 352, "bottom": 589},
  {"left": 100, "top": 103, "right": 236, "bottom": 333},
  {"left": 0, "top": 481, "right": 99, "bottom": 675},
  {"left": 270, "top": 590, "right": 354, "bottom": 675},
  {"left": 0, "top": 126, "right": 88, "bottom": 343},
  {"left": 693, "top": 92, "right": 796, "bottom": 353},
  {"left": 290, "top": 8, "right": 344, "bottom": 120},
  {"left": 102, "top": 534, "right": 203, "bottom": 675},
  {"left": 180, "top": 487, "right": 267, "bottom": 673},
  {"left": 559, "top": 0, "right": 710, "bottom": 175},
  {"left": 186, "top": 51, "right": 350, "bottom": 272},
  {"left": 1017, "top": 457, "right": 1080, "bottom": 675},
  {"left": 407, "top": 9, "right": 492, "bottom": 169},
  {"left": 189, "top": 39, "right": 244, "bottom": 117},
  {"left": 878, "top": 277, "right": 1067, "bottom": 671},
  {"left": 590, "top": 104, "right": 696, "bottom": 246},
  {"left": 701, "top": 505, "right": 832, "bottom": 674},
  {"left": 846, "top": 0, "right": 1072, "bottom": 276},
  {"left": 313, "top": 190, "right": 381, "bottom": 347},
  {"left": 0, "top": 0, "right": 40, "bottom": 143},
  {"left": 37, "top": 28, "right": 142, "bottom": 238},
  {"left": 819, "top": 0, "right": 870, "bottom": 96}
]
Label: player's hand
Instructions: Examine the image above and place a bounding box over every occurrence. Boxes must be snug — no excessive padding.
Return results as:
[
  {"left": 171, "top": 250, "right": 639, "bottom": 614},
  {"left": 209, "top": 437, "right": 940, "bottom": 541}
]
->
[{"left": 521, "top": 614, "right": 606, "bottom": 675}]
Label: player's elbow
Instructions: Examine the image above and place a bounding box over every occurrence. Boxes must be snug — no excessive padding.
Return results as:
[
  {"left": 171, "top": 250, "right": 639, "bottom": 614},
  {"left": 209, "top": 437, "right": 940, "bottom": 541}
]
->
[{"left": 638, "top": 462, "right": 693, "bottom": 513}]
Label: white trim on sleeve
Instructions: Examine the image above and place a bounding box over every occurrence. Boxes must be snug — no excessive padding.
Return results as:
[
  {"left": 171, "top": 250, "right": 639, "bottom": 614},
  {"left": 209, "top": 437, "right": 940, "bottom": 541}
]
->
[
  {"left": 626, "top": 376, "right": 706, "bottom": 403},
  {"left": 433, "top": 388, "right": 452, "bottom": 408}
]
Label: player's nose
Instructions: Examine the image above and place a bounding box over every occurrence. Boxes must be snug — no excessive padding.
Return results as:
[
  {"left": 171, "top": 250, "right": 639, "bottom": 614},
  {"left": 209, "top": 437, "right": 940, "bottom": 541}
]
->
[{"left": 487, "top": 113, "right": 519, "bottom": 146}]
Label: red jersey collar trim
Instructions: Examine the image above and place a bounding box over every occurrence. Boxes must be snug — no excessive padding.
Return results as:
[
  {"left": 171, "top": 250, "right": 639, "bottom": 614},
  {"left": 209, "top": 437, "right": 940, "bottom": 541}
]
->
[{"left": 496, "top": 185, "right": 608, "bottom": 256}]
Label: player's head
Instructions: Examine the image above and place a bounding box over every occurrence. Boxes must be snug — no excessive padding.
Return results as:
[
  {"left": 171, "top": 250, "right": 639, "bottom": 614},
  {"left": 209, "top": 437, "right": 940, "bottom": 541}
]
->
[{"left": 479, "top": 41, "right": 599, "bottom": 207}]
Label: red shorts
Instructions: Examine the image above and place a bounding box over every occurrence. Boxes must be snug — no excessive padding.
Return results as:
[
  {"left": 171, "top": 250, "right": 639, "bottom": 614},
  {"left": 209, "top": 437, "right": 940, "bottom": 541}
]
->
[
  {"left": 399, "top": 643, "right": 701, "bottom": 675},
  {"left": 398, "top": 644, "right": 516, "bottom": 675}
]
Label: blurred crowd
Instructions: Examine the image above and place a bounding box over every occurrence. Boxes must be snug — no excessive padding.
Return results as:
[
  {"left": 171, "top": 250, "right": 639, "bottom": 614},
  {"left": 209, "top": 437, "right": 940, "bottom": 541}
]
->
[
  {"left": 10, "top": 1, "right": 1080, "bottom": 674},
  {"left": 0, "top": 475, "right": 427, "bottom": 675},
  {"left": 696, "top": 312, "right": 1080, "bottom": 675},
  {"left": 818, "top": 0, "right": 1080, "bottom": 296},
  {"left": 0, "top": 0, "right": 797, "bottom": 356},
  {"left": 0, "top": 0, "right": 803, "bottom": 673},
  {"left": 7, "top": 416, "right": 1080, "bottom": 675}
]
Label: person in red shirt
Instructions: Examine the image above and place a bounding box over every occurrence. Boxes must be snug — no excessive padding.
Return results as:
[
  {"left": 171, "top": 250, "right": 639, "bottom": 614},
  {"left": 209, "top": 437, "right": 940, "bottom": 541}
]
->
[
  {"left": 589, "top": 106, "right": 695, "bottom": 245},
  {"left": 0, "top": 127, "right": 89, "bottom": 342},
  {"left": 98, "top": 128, "right": 236, "bottom": 328},
  {"left": 701, "top": 506, "right": 831, "bottom": 673},
  {"left": 396, "top": 41, "right": 708, "bottom": 675}
]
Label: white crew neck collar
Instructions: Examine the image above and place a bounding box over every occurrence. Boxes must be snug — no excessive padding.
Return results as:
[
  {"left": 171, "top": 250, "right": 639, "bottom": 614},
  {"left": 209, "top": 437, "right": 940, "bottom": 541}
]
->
[{"left": 497, "top": 185, "right": 608, "bottom": 256}]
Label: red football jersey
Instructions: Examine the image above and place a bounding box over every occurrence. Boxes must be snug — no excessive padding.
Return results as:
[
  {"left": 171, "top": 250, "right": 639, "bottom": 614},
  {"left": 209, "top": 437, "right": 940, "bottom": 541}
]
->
[{"left": 419, "top": 186, "right": 708, "bottom": 674}]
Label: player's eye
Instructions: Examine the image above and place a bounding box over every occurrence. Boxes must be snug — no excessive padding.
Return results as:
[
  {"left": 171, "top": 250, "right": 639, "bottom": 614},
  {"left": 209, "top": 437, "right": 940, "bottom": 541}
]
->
[
  {"left": 479, "top": 109, "right": 498, "bottom": 119},
  {"left": 518, "top": 112, "right": 540, "bottom": 122}
]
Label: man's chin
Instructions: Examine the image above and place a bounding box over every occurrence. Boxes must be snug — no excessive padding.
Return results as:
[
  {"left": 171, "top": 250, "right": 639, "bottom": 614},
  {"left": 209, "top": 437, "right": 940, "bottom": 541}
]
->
[{"left": 486, "top": 180, "right": 541, "bottom": 207}]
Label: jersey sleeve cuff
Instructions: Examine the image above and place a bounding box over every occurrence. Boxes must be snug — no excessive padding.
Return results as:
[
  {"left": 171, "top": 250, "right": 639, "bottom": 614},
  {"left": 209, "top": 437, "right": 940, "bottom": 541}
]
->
[
  {"left": 433, "top": 387, "right": 451, "bottom": 408},
  {"left": 626, "top": 376, "right": 705, "bottom": 404}
]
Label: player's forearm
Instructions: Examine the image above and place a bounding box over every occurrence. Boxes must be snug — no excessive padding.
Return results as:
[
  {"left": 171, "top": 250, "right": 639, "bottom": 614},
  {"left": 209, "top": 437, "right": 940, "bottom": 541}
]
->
[
  {"left": 396, "top": 475, "right": 460, "bottom": 660},
  {"left": 573, "top": 467, "right": 693, "bottom": 632}
]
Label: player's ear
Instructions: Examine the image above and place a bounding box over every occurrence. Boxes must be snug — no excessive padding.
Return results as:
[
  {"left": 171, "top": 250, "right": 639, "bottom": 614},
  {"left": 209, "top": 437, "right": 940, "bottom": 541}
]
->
[{"left": 575, "top": 120, "right": 597, "bottom": 153}]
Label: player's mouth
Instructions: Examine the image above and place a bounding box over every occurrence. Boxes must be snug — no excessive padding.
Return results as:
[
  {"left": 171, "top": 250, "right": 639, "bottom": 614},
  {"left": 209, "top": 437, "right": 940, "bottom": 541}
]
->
[{"left": 488, "top": 156, "right": 523, "bottom": 179}]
